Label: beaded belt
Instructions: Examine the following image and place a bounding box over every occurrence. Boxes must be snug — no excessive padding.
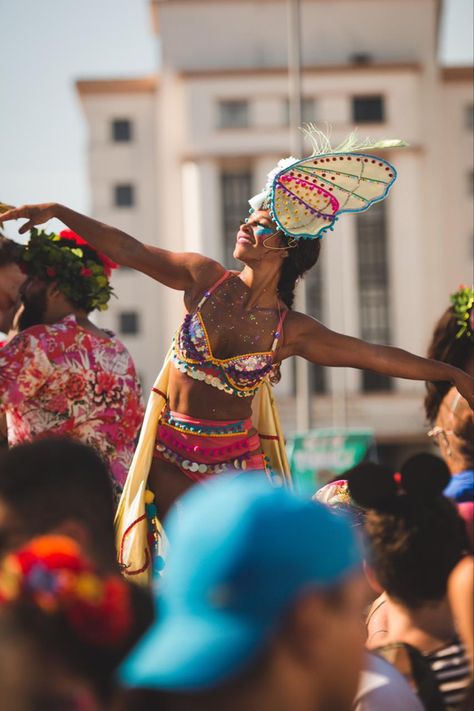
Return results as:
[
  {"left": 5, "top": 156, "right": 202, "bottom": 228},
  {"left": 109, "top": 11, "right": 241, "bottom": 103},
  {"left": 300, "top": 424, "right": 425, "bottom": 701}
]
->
[{"left": 153, "top": 409, "right": 265, "bottom": 481}]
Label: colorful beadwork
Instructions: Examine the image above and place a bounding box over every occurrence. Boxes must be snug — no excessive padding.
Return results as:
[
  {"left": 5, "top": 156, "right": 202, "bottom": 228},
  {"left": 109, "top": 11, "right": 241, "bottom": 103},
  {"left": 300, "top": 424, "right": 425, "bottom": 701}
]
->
[
  {"left": 248, "top": 128, "right": 407, "bottom": 240},
  {"left": 270, "top": 153, "right": 397, "bottom": 240},
  {"left": 154, "top": 408, "right": 266, "bottom": 481},
  {"left": 144, "top": 490, "right": 163, "bottom": 574},
  {"left": 172, "top": 271, "right": 287, "bottom": 397}
]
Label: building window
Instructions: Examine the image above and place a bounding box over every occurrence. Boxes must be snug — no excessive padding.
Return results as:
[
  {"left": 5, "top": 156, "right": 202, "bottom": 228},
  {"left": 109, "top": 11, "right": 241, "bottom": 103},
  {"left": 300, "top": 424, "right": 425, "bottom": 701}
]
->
[
  {"left": 466, "top": 104, "right": 474, "bottom": 130},
  {"left": 119, "top": 311, "right": 139, "bottom": 335},
  {"left": 112, "top": 119, "right": 133, "bottom": 142},
  {"left": 114, "top": 184, "right": 135, "bottom": 208},
  {"left": 218, "top": 100, "right": 249, "bottom": 129},
  {"left": 306, "top": 265, "right": 326, "bottom": 393},
  {"left": 356, "top": 201, "right": 392, "bottom": 392},
  {"left": 220, "top": 169, "right": 253, "bottom": 267},
  {"left": 352, "top": 95, "right": 385, "bottom": 123},
  {"left": 283, "top": 97, "right": 317, "bottom": 125},
  {"left": 349, "top": 52, "right": 373, "bottom": 65}
]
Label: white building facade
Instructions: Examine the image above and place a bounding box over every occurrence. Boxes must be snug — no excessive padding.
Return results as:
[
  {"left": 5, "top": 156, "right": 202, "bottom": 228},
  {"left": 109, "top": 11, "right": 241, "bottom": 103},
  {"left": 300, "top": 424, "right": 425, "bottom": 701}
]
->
[{"left": 76, "top": 0, "right": 473, "bottom": 463}]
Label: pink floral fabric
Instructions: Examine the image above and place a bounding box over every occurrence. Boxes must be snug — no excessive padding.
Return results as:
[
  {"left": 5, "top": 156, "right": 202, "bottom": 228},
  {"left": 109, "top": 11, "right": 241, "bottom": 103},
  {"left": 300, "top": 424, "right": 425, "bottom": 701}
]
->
[{"left": 0, "top": 315, "right": 144, "bottom": 489}]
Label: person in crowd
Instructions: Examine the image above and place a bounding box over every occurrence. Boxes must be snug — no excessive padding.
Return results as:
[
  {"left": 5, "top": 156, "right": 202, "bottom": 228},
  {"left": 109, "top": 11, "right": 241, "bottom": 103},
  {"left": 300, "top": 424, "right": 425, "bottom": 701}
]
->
[
  {"left": 347, "top": 455, "right": 471, "bottom": 711},
  {"left": 0, "top": 534, "right": 150, "bottom": 710},
  {"left": 448, "top": 556, "right": 474, "bottom": 711},
  {"left": 0, "top": 233, "right": 25, "bottom": 339},
  {"left": 448, "top": 556, "right": 474, "bottom": 671},
  {"left": 0, "top": 228, "right": 144, "bottom": 498},
  {"left": 425, "top": 285, "right": 473, "bottom": 425},
  {"left": 2, "top": 132, "right": 472, "bottom": 584},
  {"left": 427, "top": 387, "right": 473, "bottom": 547},
  {"left": 0, "top": 437, "right": 120, "bottom": 569},
  {"left": 0, "top": 235, "right": 25, "bottom": 447},
  {"left": 119, "top": 473, "right": 365, "bottom": 711},
  {"left": 0, "top": 439, "right": 155, "bottom": 709},
  {"left": 314, "top": 479, "right": 424, "bottom": 711}
]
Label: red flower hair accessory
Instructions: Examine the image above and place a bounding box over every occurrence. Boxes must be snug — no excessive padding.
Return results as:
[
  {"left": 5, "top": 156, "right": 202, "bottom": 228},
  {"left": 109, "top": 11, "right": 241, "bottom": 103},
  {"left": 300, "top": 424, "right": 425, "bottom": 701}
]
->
[
  {"left": 0, "top": 535, "right": 132, "bottom": 646},
  {"left": 59, "top": 230, "right": 118, "bottom": 277}
]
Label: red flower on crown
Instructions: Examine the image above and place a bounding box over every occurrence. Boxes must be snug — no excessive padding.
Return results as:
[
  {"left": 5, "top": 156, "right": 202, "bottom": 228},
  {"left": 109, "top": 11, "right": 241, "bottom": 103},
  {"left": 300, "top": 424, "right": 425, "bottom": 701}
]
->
[{"left": 59, "top": 230, "right": 118, "bottom": 277}]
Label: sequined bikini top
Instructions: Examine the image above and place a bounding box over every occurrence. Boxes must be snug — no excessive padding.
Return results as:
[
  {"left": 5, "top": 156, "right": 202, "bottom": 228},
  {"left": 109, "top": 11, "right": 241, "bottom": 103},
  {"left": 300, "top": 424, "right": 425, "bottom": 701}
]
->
[{"left": 172, "top": 272, "right": 287, "bottom": 398}]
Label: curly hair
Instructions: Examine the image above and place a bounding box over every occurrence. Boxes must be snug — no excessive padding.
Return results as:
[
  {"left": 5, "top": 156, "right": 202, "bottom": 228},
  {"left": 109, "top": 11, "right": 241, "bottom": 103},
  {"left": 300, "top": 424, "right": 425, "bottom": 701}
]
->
[
  {"left": 347, "top": 455, "right": 467, "bottom": 609},
  {"left": 277, "top": 238, "right": 321, "bottom": 309},
  {"left": 425, "top": 306, "right": 473, "bottom": 423}
]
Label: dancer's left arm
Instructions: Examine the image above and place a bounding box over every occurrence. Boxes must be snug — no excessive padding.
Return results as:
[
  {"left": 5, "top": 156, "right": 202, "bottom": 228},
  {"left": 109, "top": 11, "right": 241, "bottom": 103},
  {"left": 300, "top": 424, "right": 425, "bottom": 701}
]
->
[{"left": 287, "top": 315, "right": 473, "bottom": 406}]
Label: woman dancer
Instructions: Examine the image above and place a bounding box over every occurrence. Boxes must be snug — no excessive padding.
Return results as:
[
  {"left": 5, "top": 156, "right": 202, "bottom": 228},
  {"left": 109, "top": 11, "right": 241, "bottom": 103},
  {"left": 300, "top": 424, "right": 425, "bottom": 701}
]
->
[{"left": 2, "top": 131, "right": 472, "bottom": 581}]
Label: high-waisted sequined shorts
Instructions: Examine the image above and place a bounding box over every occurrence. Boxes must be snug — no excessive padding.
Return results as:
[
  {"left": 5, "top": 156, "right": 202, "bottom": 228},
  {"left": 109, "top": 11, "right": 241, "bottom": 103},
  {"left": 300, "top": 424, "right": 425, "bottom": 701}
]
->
[{"left": 153, "top": 408, "right": 266, "bottom": 482}]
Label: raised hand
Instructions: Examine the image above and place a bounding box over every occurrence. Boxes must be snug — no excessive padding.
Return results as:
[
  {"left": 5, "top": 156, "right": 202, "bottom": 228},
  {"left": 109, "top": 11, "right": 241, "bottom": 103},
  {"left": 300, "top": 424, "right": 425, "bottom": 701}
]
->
[{"left": 0, "top": 203, "right": 58, "bottom": 234}]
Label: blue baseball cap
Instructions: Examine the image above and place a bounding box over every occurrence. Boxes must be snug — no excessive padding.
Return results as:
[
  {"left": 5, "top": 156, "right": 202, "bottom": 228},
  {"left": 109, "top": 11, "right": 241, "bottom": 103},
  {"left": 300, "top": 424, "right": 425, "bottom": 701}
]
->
[{"left": 120, "top": 473, "right": 361, "bottom": 691}]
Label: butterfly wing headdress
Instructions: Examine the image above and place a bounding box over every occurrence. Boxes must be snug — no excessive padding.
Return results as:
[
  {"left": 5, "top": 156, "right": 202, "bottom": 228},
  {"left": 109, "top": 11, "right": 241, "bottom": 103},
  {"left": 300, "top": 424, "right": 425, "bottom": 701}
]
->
[{"left": 250, "top": 127, "right": 408, "bottom": 240}]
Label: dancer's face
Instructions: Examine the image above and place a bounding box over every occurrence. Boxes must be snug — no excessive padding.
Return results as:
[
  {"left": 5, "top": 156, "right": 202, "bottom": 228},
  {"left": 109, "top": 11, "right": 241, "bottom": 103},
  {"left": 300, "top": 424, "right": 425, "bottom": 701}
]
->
[
  {"left": 233, "top": 210, "right": 288, "bottom": 264},
  {"left": 19, "top": 277, "right": 49, "bottom": 330}
]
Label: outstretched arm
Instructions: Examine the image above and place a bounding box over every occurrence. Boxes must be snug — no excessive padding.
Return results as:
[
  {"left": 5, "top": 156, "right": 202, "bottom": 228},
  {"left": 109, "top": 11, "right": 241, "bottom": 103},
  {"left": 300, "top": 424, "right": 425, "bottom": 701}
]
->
[
  {"left": 0, "top": 203, "right": 222, "bottom": 291},
  {"left": 288, "top": 314, "right": 473, "bottom": 406}
]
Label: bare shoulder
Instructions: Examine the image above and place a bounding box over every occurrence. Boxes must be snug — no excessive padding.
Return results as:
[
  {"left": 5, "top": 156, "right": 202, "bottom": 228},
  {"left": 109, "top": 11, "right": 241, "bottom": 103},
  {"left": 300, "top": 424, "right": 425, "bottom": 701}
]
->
[
  {"left": 184, "top": 256, "right": 227, "bottom": 309},
  {"left": 278, "top": 310, "right": 322, "bottom": 359},
  {"left": 284, "top": 310, "right": 322, "bottom": 336},
  {"left": 188, "top": 254, "right": 225, "bottom": 283}
]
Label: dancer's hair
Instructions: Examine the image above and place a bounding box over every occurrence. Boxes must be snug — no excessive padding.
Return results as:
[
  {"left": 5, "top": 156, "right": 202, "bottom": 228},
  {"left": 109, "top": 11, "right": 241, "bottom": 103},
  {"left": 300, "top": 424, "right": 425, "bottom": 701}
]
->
[
  {"left": 347, "top": 454, "right": 467, "bottom": 609},
  {"left": 277, "top": 238, "right": 321, "bottom": 309},
  {"left": 425, "top": 306, "right": 473, "bottom": 423},
  {"left": 0, "top": 234, "right": 22, "bottom": 268},
  {"left": 0, "top": 437, "right": 117, "bottom": 571}
]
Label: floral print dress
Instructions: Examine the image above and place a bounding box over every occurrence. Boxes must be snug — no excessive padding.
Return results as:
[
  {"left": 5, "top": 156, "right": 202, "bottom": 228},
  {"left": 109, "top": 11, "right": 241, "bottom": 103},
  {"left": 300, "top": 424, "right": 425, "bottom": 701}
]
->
[{"left": 0, "top": 315, "right": 144, "bottom": 495}]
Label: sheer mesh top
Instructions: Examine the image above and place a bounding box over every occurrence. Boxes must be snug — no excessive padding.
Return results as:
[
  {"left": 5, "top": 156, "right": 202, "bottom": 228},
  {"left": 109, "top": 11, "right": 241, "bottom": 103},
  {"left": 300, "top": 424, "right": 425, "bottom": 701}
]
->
[{"left": 172, "top": 272, "right": 287, "bottom": 397}]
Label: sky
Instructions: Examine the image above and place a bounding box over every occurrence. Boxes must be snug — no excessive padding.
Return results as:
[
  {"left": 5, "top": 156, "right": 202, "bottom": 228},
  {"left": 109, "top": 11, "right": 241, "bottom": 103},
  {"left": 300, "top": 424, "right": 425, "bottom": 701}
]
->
[{"left": 0, "top": 0, "right": 472, "bottom": 239}]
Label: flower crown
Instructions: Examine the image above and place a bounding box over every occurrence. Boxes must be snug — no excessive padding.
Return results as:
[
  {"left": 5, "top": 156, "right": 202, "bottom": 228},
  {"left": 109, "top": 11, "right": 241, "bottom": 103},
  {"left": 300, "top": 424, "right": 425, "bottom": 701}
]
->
[
  {"left": 450, "top": 285, "right": 473, "bottom": 340},
  {"left": 20, "top": 228, "right": 117, "bottom": 312},
  {"left": 0, "top": 535, "right": 132, "bottom": 646}
]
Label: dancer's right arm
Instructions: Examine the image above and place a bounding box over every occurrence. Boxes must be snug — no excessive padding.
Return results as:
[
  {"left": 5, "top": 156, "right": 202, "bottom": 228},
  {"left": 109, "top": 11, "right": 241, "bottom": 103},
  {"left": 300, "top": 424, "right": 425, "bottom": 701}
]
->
[{"left": 0, "top": 203, "right": 222, "bottom": 291}]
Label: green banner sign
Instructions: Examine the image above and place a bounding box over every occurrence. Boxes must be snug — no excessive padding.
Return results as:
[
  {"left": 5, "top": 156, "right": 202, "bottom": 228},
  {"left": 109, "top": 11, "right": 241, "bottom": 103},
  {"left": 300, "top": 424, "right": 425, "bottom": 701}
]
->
[{"left": 286, "top": 428, "right": 376, "bottom": 496}]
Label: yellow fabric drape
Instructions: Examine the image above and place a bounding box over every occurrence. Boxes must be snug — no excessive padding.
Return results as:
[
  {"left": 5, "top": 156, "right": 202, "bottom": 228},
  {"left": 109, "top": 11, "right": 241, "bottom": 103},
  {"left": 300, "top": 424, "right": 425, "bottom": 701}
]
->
[{"left": 114, "top": 351, "right": 291, "bottom": 585}]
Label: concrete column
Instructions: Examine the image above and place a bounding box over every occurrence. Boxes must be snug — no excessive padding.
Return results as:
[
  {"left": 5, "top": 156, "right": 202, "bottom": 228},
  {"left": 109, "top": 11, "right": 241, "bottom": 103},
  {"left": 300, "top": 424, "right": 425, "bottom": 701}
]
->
[{"left": 387, "top": 151, "right": 426, "bottom": 394}]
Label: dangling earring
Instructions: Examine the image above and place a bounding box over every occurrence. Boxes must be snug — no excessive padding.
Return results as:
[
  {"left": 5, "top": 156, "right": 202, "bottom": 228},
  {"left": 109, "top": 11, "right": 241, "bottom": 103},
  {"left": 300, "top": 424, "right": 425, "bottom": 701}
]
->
[{"left": 263, "top": 234, "right": 298, "bottom": 250}]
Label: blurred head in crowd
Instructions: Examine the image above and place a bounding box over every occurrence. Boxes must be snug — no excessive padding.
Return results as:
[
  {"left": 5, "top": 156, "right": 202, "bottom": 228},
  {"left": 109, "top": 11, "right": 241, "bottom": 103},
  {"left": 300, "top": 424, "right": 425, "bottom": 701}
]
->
[
  {"left": 0, "top": 535, "right": 148, "bottom": 710},
  {"left": 347, "top": 455, "right": 467, "bottom": 610},
  {"left": 0, "top": 438, "right": 117, "bottom": 572},
  {"left": 120, "top": 474, "right": 364, "bottom": 711},
  {"left": 429, "top": 387, "right": 473, "bottom": 477},
  {"left": 0, "top": 234, "right": 25, "bottom": 331},
  {"left": 425, "top": 287, "right": 474, "bottom": 424}
]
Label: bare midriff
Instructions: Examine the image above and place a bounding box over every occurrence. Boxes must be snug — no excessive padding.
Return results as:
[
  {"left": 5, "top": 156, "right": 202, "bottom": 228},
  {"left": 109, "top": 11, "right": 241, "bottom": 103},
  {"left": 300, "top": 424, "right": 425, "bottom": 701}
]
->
[{"left": 167, "top": 366, "right": 255, "bottom": 421}]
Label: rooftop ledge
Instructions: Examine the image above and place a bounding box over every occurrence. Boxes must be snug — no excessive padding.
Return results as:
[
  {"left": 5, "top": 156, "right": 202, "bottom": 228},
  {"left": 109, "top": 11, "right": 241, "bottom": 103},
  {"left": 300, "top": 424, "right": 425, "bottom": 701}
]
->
[
  {"left": 179, "top": 62, "right": 422, "bottom": 79},
  {"left": 76, "top": 76, "right": 158, "bottom": 95}
]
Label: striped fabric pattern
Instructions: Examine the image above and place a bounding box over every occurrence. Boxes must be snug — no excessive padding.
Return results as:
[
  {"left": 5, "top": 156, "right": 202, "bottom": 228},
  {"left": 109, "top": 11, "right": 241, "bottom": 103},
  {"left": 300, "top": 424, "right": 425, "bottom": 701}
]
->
[{"left": 426, "top": 642, "right": 471, "bottom": 710}]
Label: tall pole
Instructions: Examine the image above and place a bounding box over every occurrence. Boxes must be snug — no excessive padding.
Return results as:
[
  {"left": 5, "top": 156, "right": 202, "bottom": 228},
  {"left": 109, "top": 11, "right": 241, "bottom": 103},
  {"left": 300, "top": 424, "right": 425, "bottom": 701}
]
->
[{"left": 288, "top": 0, "right": 312, "bottom": 432}]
